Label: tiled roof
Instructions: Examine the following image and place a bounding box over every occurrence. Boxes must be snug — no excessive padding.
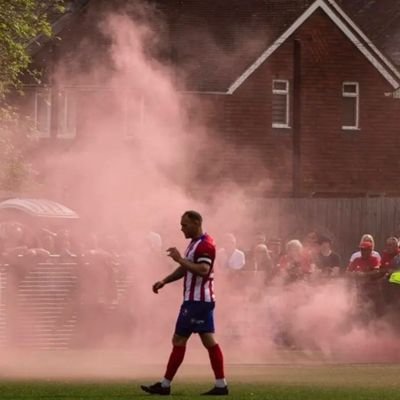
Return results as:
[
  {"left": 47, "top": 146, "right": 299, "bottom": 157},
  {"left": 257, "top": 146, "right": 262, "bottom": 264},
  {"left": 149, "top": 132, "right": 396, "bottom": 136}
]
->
[
  {"left": 32, "top": 0, "right": 400, "bottom": 92},
  {"left": 156, "top": 0, "right": 400, "bottom": 91},
  {"left": 336, "top": 0, "right": 400, "bottom": 66},
  {"left": 159, "top": 0, "right": 313, "bottom": 91}
]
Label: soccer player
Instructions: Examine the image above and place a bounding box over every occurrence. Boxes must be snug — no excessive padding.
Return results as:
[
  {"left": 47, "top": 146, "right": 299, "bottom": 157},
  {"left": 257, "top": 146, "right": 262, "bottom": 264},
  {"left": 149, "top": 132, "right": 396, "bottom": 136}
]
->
[{"left": 141, "top": 210, "right": 228, "bottom": 396}]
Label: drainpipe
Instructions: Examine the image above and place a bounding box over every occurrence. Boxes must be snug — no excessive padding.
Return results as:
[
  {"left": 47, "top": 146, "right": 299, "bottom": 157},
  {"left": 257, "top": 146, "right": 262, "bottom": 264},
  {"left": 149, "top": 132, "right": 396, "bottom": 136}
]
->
[{"left": 292, "top": 39, "right": 302, "bottom": 197}]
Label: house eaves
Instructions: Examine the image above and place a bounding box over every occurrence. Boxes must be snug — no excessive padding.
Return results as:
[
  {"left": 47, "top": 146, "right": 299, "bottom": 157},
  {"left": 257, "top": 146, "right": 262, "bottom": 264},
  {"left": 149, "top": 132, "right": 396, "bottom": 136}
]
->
[
  {"left": 326, "top": 0, "right": 400, "bottom": 83},
  {"left": 227, "top": 0, "right": 400, "bottom": 94}
]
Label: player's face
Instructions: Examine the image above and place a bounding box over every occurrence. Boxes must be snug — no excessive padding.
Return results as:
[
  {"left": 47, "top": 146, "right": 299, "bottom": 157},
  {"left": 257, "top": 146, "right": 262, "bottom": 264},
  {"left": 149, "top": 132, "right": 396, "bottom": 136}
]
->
[{"left": 180, "top": 215, "right": 197, "bottom": 239}]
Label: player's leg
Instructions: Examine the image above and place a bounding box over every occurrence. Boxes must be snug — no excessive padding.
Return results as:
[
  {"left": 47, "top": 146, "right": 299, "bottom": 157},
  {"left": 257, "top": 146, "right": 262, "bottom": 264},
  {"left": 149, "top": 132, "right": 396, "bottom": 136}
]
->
[
  {"left": 140, "top": 334, "right": 189, "bottom": 395},
  {"left": 199, "top": 332, "right": 217, "bottom": 347},
  {"left": 162, "top": 334, "right": 189, "bottom": 386},
  {"left": 141, "top": 303, "right": 193, "bottom": 395},
  {"left": 195, "top": 299, "right": 228, "bottom": 397},
  {"left": 200, "top": 333, "right": 228, "bottom": 395}
]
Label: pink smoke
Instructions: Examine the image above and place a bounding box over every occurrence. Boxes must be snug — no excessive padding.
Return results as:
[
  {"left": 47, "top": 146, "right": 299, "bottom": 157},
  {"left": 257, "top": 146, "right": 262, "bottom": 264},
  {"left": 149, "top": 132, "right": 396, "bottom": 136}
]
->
[{"left": 1, "top": 1, "right": 400, "bottom": 381}]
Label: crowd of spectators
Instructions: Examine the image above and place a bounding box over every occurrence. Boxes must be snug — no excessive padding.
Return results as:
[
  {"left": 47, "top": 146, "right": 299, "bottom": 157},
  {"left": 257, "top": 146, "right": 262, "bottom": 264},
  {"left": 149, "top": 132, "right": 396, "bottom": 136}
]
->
[
  {"left": 219, "top": 230, "right": 400, "bottom": 324},
  {"left": 0, "top": 222, "right": 165, "bottom": 348},
  {"left": 2, "top": 221, "right": 400, "bottom": 348},
  {"left": 218, "top": 230, "right": 400, "bottom": 280},
  {"left": 3, "top": 222, "right": 400, "bottom": 300}
]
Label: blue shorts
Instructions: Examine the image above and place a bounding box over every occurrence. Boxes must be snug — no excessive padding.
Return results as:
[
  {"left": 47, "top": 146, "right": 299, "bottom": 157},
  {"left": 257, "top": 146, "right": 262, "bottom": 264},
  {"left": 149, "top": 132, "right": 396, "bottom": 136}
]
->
[{"left": 174, "top": 301, "right": 215, "bottom": 337}]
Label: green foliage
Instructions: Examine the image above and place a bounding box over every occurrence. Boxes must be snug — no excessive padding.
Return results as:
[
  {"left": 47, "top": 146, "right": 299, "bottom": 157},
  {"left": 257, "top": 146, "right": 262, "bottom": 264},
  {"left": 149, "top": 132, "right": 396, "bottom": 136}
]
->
[
  {"left": 0, "top": 0, "right": 65, "bottom": 96},
  {"left": 0, "top": 1, "right": 65, "bottom": 193},
  {"left": 0, "top": 105, "right": 39, "bottom": 193}
]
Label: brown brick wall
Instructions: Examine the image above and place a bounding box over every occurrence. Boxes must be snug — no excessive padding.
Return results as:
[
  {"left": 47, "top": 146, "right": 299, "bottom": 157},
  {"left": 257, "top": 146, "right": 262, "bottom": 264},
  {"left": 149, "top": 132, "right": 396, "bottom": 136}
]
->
[{"left": 206, "top": 9, "right": 400, "bottom": 196}]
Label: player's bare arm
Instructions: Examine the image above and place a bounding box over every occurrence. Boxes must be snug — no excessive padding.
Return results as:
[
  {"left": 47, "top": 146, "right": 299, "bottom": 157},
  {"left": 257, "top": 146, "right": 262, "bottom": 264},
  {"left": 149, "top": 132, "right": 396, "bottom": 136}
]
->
[
  {"left": 152, "top": 266, "right": 185, "bottom": 293},
  {"left": 167, "top": 247, "right": 210, "bottom": 277}
]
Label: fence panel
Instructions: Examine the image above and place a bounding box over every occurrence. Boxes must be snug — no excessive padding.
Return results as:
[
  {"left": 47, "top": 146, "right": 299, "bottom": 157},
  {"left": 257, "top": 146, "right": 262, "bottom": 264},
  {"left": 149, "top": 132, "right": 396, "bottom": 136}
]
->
[{"left": 256, "top": 197, "right": 400, "bottom": 260}]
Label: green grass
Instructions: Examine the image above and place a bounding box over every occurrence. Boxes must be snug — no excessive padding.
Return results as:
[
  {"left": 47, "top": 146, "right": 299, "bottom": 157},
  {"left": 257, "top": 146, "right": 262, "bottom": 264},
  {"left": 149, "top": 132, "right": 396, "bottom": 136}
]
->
[{"left": 2, "top": 364, "right": 400, "bottom": 399}]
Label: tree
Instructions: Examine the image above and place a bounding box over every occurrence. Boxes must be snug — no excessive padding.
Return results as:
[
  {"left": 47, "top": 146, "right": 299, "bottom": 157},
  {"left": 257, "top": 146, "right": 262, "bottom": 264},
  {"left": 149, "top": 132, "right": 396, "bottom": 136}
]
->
[
  {"left": 0, "top": 106, "right": 39, "bottom": 193},
  {"left": 0, "top": 0, "right": 65, "bottom": 95},
  {"left": 0, "top": 1, "right": 65, "bottom": 194}
]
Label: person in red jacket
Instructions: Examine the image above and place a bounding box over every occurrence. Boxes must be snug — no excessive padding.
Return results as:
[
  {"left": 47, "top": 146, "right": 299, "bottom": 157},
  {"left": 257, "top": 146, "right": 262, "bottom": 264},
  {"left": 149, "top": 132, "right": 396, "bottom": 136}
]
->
[
  {"left": 380, "top": 237, "right": 399, "bottom": 272},
  {"left": 348, "top": 241, "right": 382, "bottom": 318},
  {"left": 348, "top": 241, "right": 380, "bottom": 274}
]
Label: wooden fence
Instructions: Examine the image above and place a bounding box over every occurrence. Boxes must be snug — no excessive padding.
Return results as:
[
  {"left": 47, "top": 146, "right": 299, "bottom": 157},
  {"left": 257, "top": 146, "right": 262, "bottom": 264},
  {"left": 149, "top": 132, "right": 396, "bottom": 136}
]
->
[{"left": 251, "top": 197, "right": 400, "bottom": 260}]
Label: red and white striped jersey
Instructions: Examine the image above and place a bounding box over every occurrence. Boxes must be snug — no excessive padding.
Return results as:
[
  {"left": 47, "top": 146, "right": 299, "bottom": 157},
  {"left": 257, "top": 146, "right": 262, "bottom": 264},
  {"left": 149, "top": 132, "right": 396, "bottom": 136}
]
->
[{"left": 183, "top": 233, "right": 216, "bottom": 302}]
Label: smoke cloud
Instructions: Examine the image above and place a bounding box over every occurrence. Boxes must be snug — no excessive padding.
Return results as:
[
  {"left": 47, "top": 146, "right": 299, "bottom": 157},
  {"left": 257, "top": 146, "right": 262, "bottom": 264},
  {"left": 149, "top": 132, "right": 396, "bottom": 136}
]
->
[{"left": 1, "top": 1, "right": 399, "bottom": 381}]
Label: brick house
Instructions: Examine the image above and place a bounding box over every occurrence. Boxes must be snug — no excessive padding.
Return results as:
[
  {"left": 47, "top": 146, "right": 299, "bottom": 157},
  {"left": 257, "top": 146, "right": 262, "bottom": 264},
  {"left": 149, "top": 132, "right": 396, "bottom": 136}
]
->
[{"left": 19, "top": 0, "right": 400, "bottom": 197}]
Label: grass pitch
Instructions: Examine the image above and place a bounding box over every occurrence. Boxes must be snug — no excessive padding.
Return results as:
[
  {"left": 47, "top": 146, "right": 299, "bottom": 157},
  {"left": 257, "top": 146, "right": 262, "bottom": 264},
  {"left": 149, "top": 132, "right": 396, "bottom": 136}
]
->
[{"left": 1, "top": 364, "right": 400, "bottom": 399}]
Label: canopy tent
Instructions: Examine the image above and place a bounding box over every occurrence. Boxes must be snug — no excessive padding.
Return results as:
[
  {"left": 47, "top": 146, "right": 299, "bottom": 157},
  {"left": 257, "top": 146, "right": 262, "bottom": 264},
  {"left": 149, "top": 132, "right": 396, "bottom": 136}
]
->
[{"left": 0, "top": 198, "right": 79, "bottom": 220}]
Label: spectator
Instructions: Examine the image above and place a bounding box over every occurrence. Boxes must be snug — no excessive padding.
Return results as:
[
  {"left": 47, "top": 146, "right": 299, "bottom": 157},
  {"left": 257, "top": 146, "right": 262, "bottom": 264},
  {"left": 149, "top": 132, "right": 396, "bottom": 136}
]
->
[
  {"left": 303, "top": 231, "right": 320, "bottom": 262},
  {"left": 254, "top": 232, "right": 267, "bottom": 246},
  {"left": 76, "top": 233, "right": 118, "bottom": 347},
  {"left": 347, "top": 241, "right": 382, "bottom": 318},
  {"left": 348, "top": 241, "right": 380, "bottom": 271},
  {"left": 382, "top": 260, "right": 400, "bottom": 321},
  {"left": 40, "top": 229, "right": 57, "bottom": 255},
  {"left": 253, "top": 244, "right": 273, "bottom": 273},
  {"left": 315, "top": 236, "right": 342, "bottom": 277},
  {"left": 218, "top": 233, "right": 245, "bottom": 271},
  {"left": 267, "top": 238, "right": 283, "bottom": 268},
  {"left": 3, "top": 223, "right": 27, "bottom": 254},
  {"left": 2, "top": 223, "right": 50, "bottom": 262},
  {"left": 278, "top": 239, "right": 313, "bottom": 282},
  {"left": 349, "top": 234, "right": 381, "bottom": 263},
  {"left": 246, "top": 232, "right": 267, "bottom": 271},
  {"left": 380, "top": 237, "right": 399, "bottom": 272}
]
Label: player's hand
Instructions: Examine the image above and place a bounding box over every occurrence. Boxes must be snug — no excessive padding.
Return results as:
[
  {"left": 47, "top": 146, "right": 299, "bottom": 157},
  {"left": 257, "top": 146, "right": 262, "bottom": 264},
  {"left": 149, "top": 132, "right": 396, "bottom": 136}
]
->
[
  {"left": 152, "top": 281, "right": 165, "bottom": 294},
  {"left": 167, "top": 247, "right": 182, "bottom": 263}
]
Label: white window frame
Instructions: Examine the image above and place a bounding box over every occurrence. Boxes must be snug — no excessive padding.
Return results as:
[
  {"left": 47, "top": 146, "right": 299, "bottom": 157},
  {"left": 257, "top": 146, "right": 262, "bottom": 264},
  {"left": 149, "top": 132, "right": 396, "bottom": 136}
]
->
[
  {"left": 272, "top": 79, "right": 290, "bottom": 128},
  {"left": 34, "top": 88, "right": 52, "bottom": 138},
  {"left": 342, "top": 81, "right": 360, "bottom": 130},
  {"left": 123, "top": 94, "right": 145, "bottom": 139},
  {"left": 58, "top": 89, "right": 77, "bottom": 139}
]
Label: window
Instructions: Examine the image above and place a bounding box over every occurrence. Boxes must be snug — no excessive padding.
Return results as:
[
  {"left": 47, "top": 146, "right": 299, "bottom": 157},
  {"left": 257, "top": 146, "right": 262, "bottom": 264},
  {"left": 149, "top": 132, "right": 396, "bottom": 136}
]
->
[
  {"left": 58, "top": 89, "right": 77, "bottom": 139},
  {"left": 123, "top": 93, "right": 145, "bottom": 138},
  {"left": 272, "top": 80, "right": 290, "bottom": 128},
  {"left": 34, "top": 88, "right": 51, "bottom": 137},
  {"left": 342, "top": 82, "right": 359, "bottom": 130}
]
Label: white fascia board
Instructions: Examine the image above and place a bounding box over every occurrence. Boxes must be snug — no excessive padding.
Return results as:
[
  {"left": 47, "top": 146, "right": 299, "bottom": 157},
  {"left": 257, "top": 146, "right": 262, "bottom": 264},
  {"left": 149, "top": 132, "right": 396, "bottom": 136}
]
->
[
  {"left": 319, "top": 1, "right": 399, "bottom": 89},
  {"left": 326, "top": 0, "right": 400, "bottom": 81},
  {"left": 228, "top": 0, "right": 399, "bottom": 94},
  {"left": 228, "top": 0, "right": 322, "bottom": 94},
  {"left": 181, "top": 91, "right": 229, "bottom": 95}
]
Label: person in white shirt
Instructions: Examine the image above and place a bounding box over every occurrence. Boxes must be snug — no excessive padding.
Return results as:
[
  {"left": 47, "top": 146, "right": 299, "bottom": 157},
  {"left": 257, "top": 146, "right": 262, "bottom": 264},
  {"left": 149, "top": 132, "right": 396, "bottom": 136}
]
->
[
  {"left": 218, "top": 233, "right": 245, "bottom": 271},
  {"left": 349, "top": 234, "right": 381, "bottom": 263}
]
